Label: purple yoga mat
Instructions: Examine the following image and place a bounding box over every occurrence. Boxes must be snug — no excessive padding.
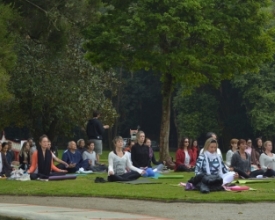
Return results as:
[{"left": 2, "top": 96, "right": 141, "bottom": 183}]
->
[{"left": 48, "top": 175, "right": 77, "bottom": 181}]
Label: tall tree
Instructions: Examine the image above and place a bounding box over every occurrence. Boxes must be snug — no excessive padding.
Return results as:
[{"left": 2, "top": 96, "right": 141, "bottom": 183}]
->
[
  {"left": 233, "top": 62, "right": 275, "bottom": 139},
  {"left": 84, "top": 0, "right": 275, "bottom": 160},
  {"left": 0, "top": 2, "right": 17, "bottom": 101}
]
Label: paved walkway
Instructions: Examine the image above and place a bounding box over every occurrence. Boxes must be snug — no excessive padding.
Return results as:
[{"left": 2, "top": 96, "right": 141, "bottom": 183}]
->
[
  {"left": 1, "top": 196, "right": 275, "bottom": 220},
  {"left": 0, "top": 203, "right": 168, "bottom": 220}
]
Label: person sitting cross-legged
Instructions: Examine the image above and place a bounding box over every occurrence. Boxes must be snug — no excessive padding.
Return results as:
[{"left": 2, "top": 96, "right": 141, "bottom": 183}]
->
[
  {"left": 27, "top": 135, "right": 67, "bottom": 180},
  {"left": 230, "top": 139, "right": 265, "bottom": 178},
  {"left": 83, "top": 140, "right": 107, "bottom": 172},
  {"left": 108, "top": 136, "right": 145, "bottom": 182},
  {"left": 58, "top": 141, "right": 90, "bottom": 173}
]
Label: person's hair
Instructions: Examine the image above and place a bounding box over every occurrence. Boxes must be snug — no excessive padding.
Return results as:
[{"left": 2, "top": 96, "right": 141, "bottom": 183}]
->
[
  {"left": 87, "top": 140, "right": 95, "bottom": 146},
  {"left": 144, "top": 138, "right": 151, "bottom": 144},
  {"left": 247, "top": 138, "right": 252, "bottom": 143},
  {"left": 27, "top": 138, "right": 33, "bottom": 142},
  {"left": 263, "top": 141, "right": 272, "bottom": 151},
  {"left": 21, "top": 142, "right": 29, "bottom": 152},
  {"left": 93, "top": 110, "right": 100, "bottom": 117},
  {"left": 1, "top": 142, "right": 8, "bottom": 148},
  {"left": 255, "top": 138, "right": 262, "bottom": 147},
  {"left": 237, "top": 139, "right": 246, "bottom": 146},
  {"left": 192, "top": 139, "right": 197, "bottom": 146},
  {"left": 39, "top": 134, "right": 48, "bottom": 143},
  {"left": 77, "top": 139, "right": 85, "bottom": 146},
  {"left": 126, "top": 138, "right": 132, "bottom": 146},
  {"left": 179, "top": 137, "right": 189, "bottom": 149},
  {"left": 230, "top": 139, "right": 239, "bottom": 149},
  {"left": 136, "top": 131, "right": 145, "bottom": 142},
  {"left": 206, "top": 132, "right": 217, "bottom": 140},
  {"left": 113, "top": 136, "right": 123, "bottom": 145},
  {"left": 202, "top": 138, "right": 217, "bottom": 153}
]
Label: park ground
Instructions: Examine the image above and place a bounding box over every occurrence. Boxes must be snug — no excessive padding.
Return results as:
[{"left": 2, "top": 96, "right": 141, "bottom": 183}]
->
[{"left": 0, "top": 196, "right": 275, "bottom": 220}]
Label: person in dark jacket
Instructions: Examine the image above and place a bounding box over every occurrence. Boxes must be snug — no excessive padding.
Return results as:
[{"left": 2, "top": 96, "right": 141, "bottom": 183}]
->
[
  {"left": 0, "top": 143, "right": 13, "bottom": 177},
  {"left": 19, "top": 142, "right": 31, "bottom": 171},
  {"left": 86, "top": 110, "right": 109, "bottom": 162},
  {"left": 6, "top": 141, "right": 15, "bottom": 165},
  {"left": 131, "top": 131, "right": 149, "bottom": 168}
]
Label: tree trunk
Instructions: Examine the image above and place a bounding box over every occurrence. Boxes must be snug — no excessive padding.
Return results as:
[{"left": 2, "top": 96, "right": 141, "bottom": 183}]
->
[{"left": 159, "top": 73, "right": 173, "bottom": 161}]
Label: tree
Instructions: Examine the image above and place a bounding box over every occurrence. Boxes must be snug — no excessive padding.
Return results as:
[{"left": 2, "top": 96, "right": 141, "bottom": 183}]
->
[
  {"left": 173, "top": 86, "right": 220, "bottom": 141},
  {"left": 232, "top": 62, "right": 275, "bottom": 139},
  {"left": 0, "top": 34, "right": 118, "bottom": 141},
  {"left": 0, "top": 2, "right": 17, "bottom": 102},
  {"left": 83, "top": 0, "right": 275, "bottom": 160}
]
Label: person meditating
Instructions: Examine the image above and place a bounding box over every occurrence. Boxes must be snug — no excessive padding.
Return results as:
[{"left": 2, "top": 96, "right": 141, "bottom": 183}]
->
[
  {"left": 108, "top": 136, "right": 145, "bottom": 182},
  {"left": 175, "top": 138, "right": 194, "bottom": 172},
  {"left": 230, "top": 139, "right": 265, "bottom": 178},
  {"left": 131, "top": 131, "right": 149, "bottom": 168},
  {"left": 259, "top": 141, "right": 275, "bottom": 177},
  {"left": 28, "top": 135, "right": 67, "bottom": 180},
  {"left": 60, "top": 141, "right": 90, "bottom": 173}
]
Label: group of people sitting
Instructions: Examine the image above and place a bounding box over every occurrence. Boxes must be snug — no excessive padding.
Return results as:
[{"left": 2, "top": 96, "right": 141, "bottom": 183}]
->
[{"left": 2, "top": 131, "right": 275, "bottom": 186}]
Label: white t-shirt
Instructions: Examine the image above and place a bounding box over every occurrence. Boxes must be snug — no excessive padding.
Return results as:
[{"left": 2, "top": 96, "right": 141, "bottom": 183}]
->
[{"left": 184, "top": 150, "right": 190, "bottom": 166}]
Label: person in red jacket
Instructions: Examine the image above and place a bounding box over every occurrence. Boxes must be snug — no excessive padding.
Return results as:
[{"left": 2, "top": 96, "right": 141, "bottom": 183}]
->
[{"left": 175, "top": 138, "right": 194, "bottom": 172}]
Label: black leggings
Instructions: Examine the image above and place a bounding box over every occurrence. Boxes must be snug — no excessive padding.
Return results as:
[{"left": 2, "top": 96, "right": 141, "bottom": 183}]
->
[
  {"left": 108, "top": 171, "right": 141, "bottom": 182},
  {"left": 233, "top": 168, "right": 273, "bottom": 178},
  {"left": 175, "top": 165, "right": 194, "bottom": 172}
]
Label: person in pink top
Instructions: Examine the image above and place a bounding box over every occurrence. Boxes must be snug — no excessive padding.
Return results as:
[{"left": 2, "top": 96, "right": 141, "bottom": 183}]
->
[{"left": 245, "top": 139, "right": 252, "bottom": 155}]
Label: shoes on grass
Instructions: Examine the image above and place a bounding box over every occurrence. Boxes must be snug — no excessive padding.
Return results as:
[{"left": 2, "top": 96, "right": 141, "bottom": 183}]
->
[
  {"left": 76, "top": 168, "right": 93, "bottom": 174},
  {"left": 94, "top": 177, "right": 107, "bottom": 183}
]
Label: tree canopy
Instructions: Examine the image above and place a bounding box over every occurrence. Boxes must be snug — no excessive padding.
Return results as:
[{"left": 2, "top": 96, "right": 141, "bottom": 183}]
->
[
  {"left": 0, "top": 2, "right": 17, "bottom": 101},
  {"left": 84, "top": 0, "right": 275, "bottom": 159}
]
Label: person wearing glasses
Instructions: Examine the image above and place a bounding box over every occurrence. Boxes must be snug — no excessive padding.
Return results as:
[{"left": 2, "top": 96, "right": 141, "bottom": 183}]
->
[{"left": 175, "top": 138, "right": 194, "bottom": 172}]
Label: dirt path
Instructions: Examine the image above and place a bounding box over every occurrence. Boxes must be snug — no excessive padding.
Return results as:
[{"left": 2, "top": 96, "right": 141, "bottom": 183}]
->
[{"left": 0, "top": 196, "right": 274, "bottom": 220}]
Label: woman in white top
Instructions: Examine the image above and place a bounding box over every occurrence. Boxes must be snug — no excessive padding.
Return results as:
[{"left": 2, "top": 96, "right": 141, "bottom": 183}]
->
[
  {"left": 259, "top": 141, "right": 275, "bottom": 177},
  {"left": 108, "top": 136, "right": 145, "bottom": 182},
  {"left": 225, "top": 139, "right": 238, "bottom": 167}
]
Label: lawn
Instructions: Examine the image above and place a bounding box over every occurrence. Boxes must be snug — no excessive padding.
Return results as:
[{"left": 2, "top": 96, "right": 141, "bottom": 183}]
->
[{"left": 1, "top": 150, "right": 275, "bottom": 203}]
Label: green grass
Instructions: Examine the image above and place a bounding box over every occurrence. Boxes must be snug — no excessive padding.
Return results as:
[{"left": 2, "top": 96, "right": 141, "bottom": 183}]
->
[{"left": 1, "top": 151, "right": 275, "bottom": 203}]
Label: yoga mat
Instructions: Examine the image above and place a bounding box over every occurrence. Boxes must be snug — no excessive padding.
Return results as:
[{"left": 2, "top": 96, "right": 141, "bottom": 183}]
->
[
  {"left": 233, "top": 179, "right": 271, "bottom": 184},
  {"left": 49, "top": 175, "right": 77, "bottom": 181},
  {"left": 66, "top": 173, "right": 87, "bottom": 176},
  {"left": 116, "top": 178, "right": 161, "bottom": 185},
  {"left": 158, "top": 175, "right": 184, "bottom": 179}
]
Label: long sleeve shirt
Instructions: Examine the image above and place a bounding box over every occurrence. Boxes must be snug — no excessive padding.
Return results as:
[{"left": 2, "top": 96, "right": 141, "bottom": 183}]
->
[
  {"left": 131, "top": 143, "right": 149, "bottom": 168},
  {"left": 230, "top": 151, "right": 251, "bottom": 173},
  {"left": 225, "top": 150, "right": 234, "bottom": 167},
  {"left": 108, "top": 151, "right": 143, "bottom": 175},
  {"left": 28, "top": 151, "right": 62, "bottom": 173},
  {"left": 195, "top": 154, "right": 228, "bottom": 176},
  {"left": 259, "top": 153, "right": 275, "bottom": 171},
  {"left": 175, "top": 149, "right": 194, "bottom": 170}
]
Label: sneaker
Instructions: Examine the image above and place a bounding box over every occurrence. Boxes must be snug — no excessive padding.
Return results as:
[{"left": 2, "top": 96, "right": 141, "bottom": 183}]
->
[
  {"left": 94, "top": 177, "right": 107, "bottom": 183},
  {"left": 185, "top": 182, "right": 195, "bottom": 190}
]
